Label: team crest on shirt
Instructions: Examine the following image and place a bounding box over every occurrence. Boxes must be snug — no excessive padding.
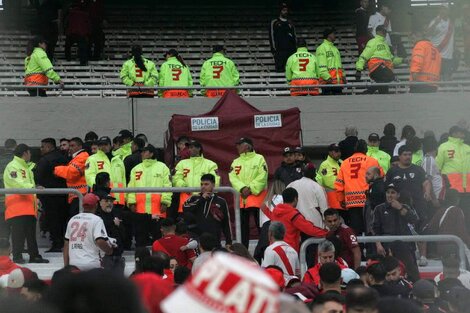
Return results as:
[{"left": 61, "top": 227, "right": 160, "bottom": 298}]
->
[
  {"left": 10, "top": 171, "right": 17, "bottom": 178},
  {"left": 296, "top": 168, "right": 302, "bottom": 173},
  {"left": 410, "top": 173, "right": 415, "bottom": 179}
]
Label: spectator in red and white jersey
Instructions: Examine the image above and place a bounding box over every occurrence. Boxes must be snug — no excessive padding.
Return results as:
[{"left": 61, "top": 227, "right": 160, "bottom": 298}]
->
[
  {"left": 261, "top": 221, "right": 300, "bottom": 285},
  {"left": 324, "top": 209, "right": 361, "bottom": 269}
]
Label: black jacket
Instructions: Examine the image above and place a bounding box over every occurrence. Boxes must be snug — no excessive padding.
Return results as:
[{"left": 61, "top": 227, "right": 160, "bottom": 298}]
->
[
  {"left": 274, "top": 162, "right": 303, "bottom": 185},
  {"left": 96, "top": 208, "right": 125, "bottom": 256},
  {"left": 124, "top": 151, "right": 141, "bottom": 184},
  {"left": 380, "top": 135, "right": 398, "bottom": 157},
  {"left": 364, "top": 178, "right": 387, "bottom": 234},
  {"left": 355, "top": 7, "right": 370, "bottom": 37},
  {"left": 372, "top": 202, "right": 419, "bottom": 236},
  {"left": 338, "top": 136, "right": 358, "bottom": 160},
  {"left": 35, "top": 149, "right": 68, "bottom": 188},
  {"left": 183, "top": 193, "right": 232, "bottom": 245},
  {"left": 269, "top": 18, "right": 296, "bottom": 52}
]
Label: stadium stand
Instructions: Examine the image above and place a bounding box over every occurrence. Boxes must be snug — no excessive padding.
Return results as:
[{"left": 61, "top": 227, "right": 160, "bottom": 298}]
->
[{"left": 0, "top": 2, "right": 469, "bottom": 97}]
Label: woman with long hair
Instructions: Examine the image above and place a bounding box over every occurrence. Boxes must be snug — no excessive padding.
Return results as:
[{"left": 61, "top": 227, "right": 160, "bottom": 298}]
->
[
  {"left": 24, "top": 37, "right": 63, "bottom": 97},
  {"left": 120, "top": 45, "right": 158, "bottom": 98},
  {"left": 159, "top": 49, "right": 193, "bottom": 98}
]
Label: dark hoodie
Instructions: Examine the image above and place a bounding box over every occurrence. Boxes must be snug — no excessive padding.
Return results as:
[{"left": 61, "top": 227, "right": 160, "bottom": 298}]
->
[{"left": 274, "top": 162, "right": 303, "bottom": 185}]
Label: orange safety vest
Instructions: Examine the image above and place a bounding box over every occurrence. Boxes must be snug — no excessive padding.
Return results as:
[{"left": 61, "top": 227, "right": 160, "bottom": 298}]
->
[
  {"left": 205, "top": 89, "right": 227, "bottom": 98},
  {"left": 335, "top": 153, "right": 382, "bottom": 210},
  {"left": 127, "top": 82, "right": 155, "bottom": 97},
  {"left": 135, "top": 193, "right": 166, "bottom": 217},
  {"left": 178, "top": 192, "right": 191, "bottom": 213},
  {"left": 319, "top": 69, "right": 345, "bottom": 85},
  {"left": 290, "top": 78, "right": 320, "bottom": 96},
  {"left": 325, "top": 189, "right": 344, "bottom": 210},
  {"left": 54, "top": 150, "right": 89, "bottom": 203},
  {"left": 162, "top": 90, "right": 190, "bottom": 98},
  {"left": 5, "top": 195, "right": 37, "bottom": 220},
  {"left": 410, "top": 41, "right": 442, "bottom": 85},
  {"left": 24, "top": 73, "right": 48, "bottom": 86},
  {"left": 367, "top": 58, "right": 393, "bottom": 73},
  {"left": 241, "top": 189, "right": 268, "bottom": 209}
]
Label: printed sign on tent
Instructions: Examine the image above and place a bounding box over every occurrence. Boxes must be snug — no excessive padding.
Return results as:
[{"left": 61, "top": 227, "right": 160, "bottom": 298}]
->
[
  {"left": 191, "top": 117, "right": 219, "bottom": 131},
  {"left": 254, "top": 114, "right": 282, "bottom": 128}
]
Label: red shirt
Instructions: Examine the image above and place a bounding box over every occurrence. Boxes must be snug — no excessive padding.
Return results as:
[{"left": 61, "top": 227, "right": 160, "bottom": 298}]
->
[
  {"left": 0, "top": 256, "right": 20, "bottom": 276},
  {"left": 152, "top": 234, "right": 196, "bottom": 268},
  {"left": 132, "top": 273, "right": 174, "bottom": 313},
  {"left": 330, "top": 224, "right": 359, "bottom": 267},
  {"left": 303, "top": 261, "right": 348, "bottom": 286}
]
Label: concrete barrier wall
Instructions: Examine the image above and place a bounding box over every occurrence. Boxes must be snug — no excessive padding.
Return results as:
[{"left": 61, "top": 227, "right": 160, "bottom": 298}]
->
[{"left": 0, "top": 93, "right": 468, "bottom": 147}]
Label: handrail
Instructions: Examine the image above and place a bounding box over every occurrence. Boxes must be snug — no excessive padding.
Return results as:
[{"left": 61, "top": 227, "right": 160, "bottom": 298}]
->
[
  {"left": 299, "top": 235, "right": 467, "bottom": 276},
  {"left": 111, "top": 187, "right": 241, "bottom": 242},
  {"left": 1, "top": 80, "right": 470, "bottom": 91},
  {"left": 0, "top": 188, "right": 84, "bottom": 213}
]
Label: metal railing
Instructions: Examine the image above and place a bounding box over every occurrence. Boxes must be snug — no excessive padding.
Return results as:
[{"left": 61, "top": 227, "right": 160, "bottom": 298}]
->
[
  {"left": 299, "top": 235, "right": 468, "bottom": 276},
  {"left": 111, "top": 187, "right": 241, "bottom": 242},
  {"left": 0, "top": 188, "right": 84, "bottom": 211}
]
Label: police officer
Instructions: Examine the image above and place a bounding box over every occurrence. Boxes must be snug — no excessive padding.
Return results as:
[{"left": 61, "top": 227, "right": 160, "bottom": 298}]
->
[
  {"left": 3, "top": 144, "right": 49, "bottom": 264},
  {"left": 200, "top": 45, "right": 240, "bottom": 97},
  {"left": 269, "top": 3, "right": 297, "bottom": 72},
  {"left": 0, "top": 139, "right": 16, "bottom": 239},
  {"left": 159, "top": 49, "right": 193, "bottom": 98},
  {"left": 173, "top": 140, "right": 219, "bottom": 219},
  {"left": 367, "top": 133, "right": 391, "bottom": 173},
  {"left": 355, "top": 25, "right": 403, "bottom": 94},
  {"left": 127, "top": 145, "right": 172, "bottom": 247},
  {"left": 316, "top": 144, "right": 343, "bottom": 212},
  {"left": 285, "top": 38, "right": 320, "bottom": 96},
  {"left": 316, "top": 28, "right": 345, "bottom": 95},
  {"left": 229, "top": 138, "right": 268, "bottom": 248},
  {"left": 120, "top": 45, "right": 158, "bottom": 98}
]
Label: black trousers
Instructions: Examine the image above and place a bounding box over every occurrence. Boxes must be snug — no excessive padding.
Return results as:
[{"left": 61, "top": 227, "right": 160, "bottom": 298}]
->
[
  {"left": 65, "top": 35, "right": 89, "bottom": 65},
  {"left": 0, "top": 211, "right": 10, "bottom": 239},
  {"left": 8, "top": 215, "right": 39, "bottom": 259},
  {"left": 120, "top": 206, "right": 134, "bottom": 250},
  {"left": 41, "top": 195, "right": 68, "bottom": 248},
  {"left": 274, "top": 50, "right": 295, "bottom": 72},
  {"left": 253, "top": 221, "right": 271, "bottom": 264},
  {"left": 368, "top": 65, "right": 395, "bottom": 94},
  {"left": 322, "top": 87, "right": 343, "bottom": 95},
  {"left": 69, "top": 198, "right": 80, "bottom": 220},
  {"left": 89, "top": 23, "right": 105, "bottom": 60},
  {"left": 133, "top": 213, "right": 162, "bottom": 248},
  {"left": 28, "top": 89, "right": 47, "bottom": 97},
  {"left": 459, "top": 193, "right": 470, "bottom": 233},
  {"left": 240, "top": 207, "right": 260, "bottom": 248},
  {"left": 343, "top": 208, "right": 364, "bottom": 236}
]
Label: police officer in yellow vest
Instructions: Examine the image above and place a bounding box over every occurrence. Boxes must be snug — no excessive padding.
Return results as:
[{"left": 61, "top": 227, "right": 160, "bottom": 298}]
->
[
  {"left": 173, "top": 140, "right": 219, "bottom": 217},
  {"left": 127, "top": 145, "right": 172, "bottom": 247},
  {"left": 3, "top": 144, "right": 49, "bottom": 264},
  {"left": 229, "top": 138, "right": 268, "bottom": 248},
  {"left": 316, "top": 143, "right": 343, "bottom": 211}
]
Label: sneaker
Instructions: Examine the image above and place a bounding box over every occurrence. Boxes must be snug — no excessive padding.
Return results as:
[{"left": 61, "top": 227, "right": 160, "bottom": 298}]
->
[
  {"left": 418, "top": 256, "right": 428, "bottom": 267},
  {"left": 13, "top": 257, "right": 26, "bottom": 264},
  {"left": 29, "top": 256, "right": 50, "bottom": 264},
  {"left": 45, "top": 247, "right": 62, "bottom": 253}
]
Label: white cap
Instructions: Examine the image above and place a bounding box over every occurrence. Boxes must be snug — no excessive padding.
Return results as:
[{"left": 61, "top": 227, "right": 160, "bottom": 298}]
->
[{"left": 161, "top": 253, "right": 280, "bottom": 313}]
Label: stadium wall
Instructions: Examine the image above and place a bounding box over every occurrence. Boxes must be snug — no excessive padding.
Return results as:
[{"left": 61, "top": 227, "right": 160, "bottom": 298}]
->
[{"left": 0, "top": 93, "right": 468, "bottom": 147}]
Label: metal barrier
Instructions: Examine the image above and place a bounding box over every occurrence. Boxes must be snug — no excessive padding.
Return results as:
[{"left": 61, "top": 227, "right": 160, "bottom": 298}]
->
[
  {"left": 111, "top": 187, "right": 241, "bottom": 242},
  {"left": 0, "top": 188, "right": 84, "bottom": 212},
  {"left": 299, "top": 235, "right": 468, "bottom": 276}
]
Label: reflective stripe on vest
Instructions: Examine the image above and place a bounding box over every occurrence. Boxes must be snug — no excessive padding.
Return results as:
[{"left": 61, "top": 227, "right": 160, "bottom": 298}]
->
[
  {"left": 128, "top": 82, "right": 154, "bottom": 97},
  {"left": 5, "top": 194, "right": 37, "bottom": 220},
  {"left": 24, "top": 73, "right": 48, "bottom": 86},
  {"left": 205, "top": 89, "right": 227, "bottom": 98},
  {"left": 162, "top": 90, "right": 190, "bottom": 98},
  {"left": 110, "top": 182, "right": 126, "bottom": 205},
  {"left": 136, "top": 193, "right": 165, "bottom": 216},
  {"left": 290, "top": 78, "right": 320, "bottom": 96},
  {"left": 345, "top": 190, "right": 367, "bottom": 208},
  {"left": 241, "top": 189, "right": 268, "bottom": 209},
  {"left": 367, "top": 58, "right": 393, "bottom": 73},
  {"left": 320, "top": 69, "right": 345, "bottom": 85}
]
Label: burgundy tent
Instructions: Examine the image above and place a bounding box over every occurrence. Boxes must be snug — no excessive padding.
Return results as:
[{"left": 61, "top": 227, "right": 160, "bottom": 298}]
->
[{"left": 164, "top": 91, "right": 302, "bottom": 186}]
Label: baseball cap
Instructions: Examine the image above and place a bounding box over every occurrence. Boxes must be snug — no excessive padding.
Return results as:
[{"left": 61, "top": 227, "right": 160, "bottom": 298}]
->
[
  {"left": 97, "top": 136, "right": 111, "bottom": 145},
  {"left": 283, "top": 147, "right": 294, "bottom": 155},
  {"left": 188, "top": 140, "right": 202, "bottom": 149},
  {"left": 83, "top": 193, "right": 100, "bottom": 209},
  {"left": 328, "top": 143, "right": 340, "bottom": 151},
  {"left": 368, "top": 133, "right": 380, "bottom": 141},
  {"left": 118, "top": 129, "right": 133, "bottom": 139},
  {"left": 7, "top": 268, "right": 39, "bottom": 291},
  {"left": 294, "top": 146, "right": 305, "bottom": 154},
  {"left": 161, "top": 253, "right": 280, "bottom": 313},
  {"left": 386, "top": 183, "right": 400, "bottom": 192},
  {"left": 412, "top": 279, "right": 436, "bottom": 299},
  {"left": 236, "top": 137, "right": 253, "bottom": 146}
]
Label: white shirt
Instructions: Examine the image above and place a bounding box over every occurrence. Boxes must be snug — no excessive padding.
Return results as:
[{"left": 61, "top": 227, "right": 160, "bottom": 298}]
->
[
  {"left": 422, "top": 154, "right": 443, "bottom": 199},
  {"left": 262, "top": 241, "right": 300, "bottom": 284},
  {"left": 428, "top": 17, "right": 454, "bottom": 59},
  {"left": 65, "top": 212, "right": 109, "bottom": 271},
  {"left": 368, "top": 12, "right": 392, "bottom": 46},
  {"left": 260, "top": 194, "right": 283, "bottom": 225},
  {"left": 287, "top": 177, "right": 328, "bottom": 228},
  {"left": 192, "top": 251, "right": 211, "bottom": 274}
]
